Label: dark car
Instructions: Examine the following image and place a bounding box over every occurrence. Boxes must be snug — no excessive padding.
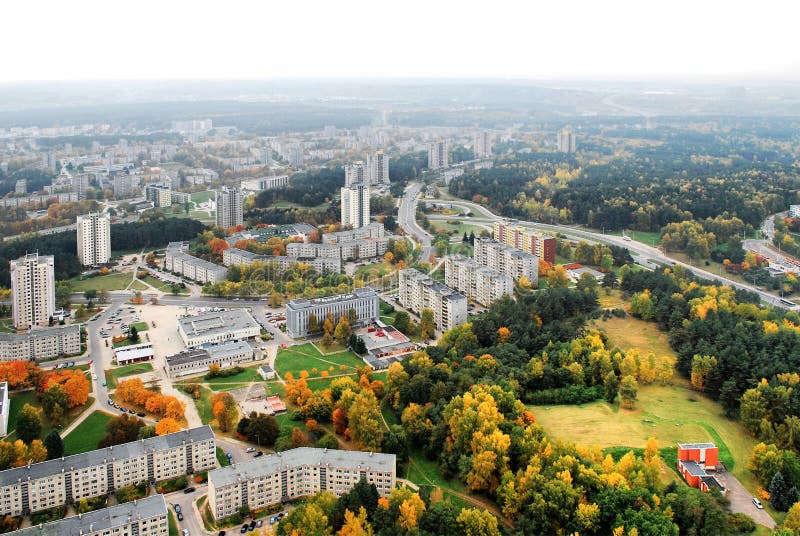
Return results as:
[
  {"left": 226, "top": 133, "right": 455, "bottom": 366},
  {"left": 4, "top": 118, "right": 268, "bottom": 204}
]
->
[
  {"left": 174, "top": 504, "right": 182, "bottom": 513},
  {"left": 177, "top": 512, "right": 184, "bottom": 522},
  {"left": 218, "top": 532, "right": 226, "bottom": 536},
  {"left": 253, "top": 451, "right": 263, "bottom": 457},
  {"left": 184, "top": 487, "right": 196, "bottom": 494},
  {"left": 119, "top": 407, "right": 127, "bottom": 412},
  {"left": 137, "top": 412, "right": 145, "bottom": 417},
  {"left": 128, "top": 408, "right": 136, "bottom": 414},
  {"left": 248, "top": 520, "right": 256, "bottom": 531},
  {"left": 240, "top": 525, "right": 248, "bottom": 534}
]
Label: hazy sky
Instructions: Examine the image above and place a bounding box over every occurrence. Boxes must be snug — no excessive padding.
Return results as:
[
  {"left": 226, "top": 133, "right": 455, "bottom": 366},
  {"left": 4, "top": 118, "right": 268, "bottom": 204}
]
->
[{"left": 3, "top": 0, "right": 798, "bottom": 82}]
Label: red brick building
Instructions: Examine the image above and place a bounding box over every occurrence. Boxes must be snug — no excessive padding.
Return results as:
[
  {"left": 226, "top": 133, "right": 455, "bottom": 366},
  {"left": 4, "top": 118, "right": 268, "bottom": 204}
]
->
[{"left": 676, "top": 442, "right": 726, "bottom": 494}]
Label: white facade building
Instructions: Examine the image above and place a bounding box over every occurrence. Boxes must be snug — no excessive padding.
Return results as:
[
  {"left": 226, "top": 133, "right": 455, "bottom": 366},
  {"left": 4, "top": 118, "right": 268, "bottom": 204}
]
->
[
  {"left": 427, "top": 139, "right": 449, "bottom": 170},
  {"left": 76, "top": 212, "right": 111, "bottom": 266},
  {"left": 341, "top": 184, "right": 370, "bottom": 229},
  {"left": 10, "top": 253, "right": 55, "bottom": 330},
  {"left": 165, "top": 340, "right": 255, "bottom": 378},
  {"left": 557, "top": 130, "right": 577, "bottom": 153},
  {"left": 367, "top": 150, "right": 390, "bottom": 185},
  {"left": 473, "top": 130, "right": 492, "bottom": 158},
  {"left": 398, "top": 268, "right": 467, "bottom": 333},
  {"left": 345, "top": 161, "right": 368, "bottom": 187},
  {"left": 444, "top": 255, "right": 514, "bottom": 306},
  {"left": 216, "top": 187, "right": 244, "bottom": 229},
  {"left": 240, "top": 175, "right": 289, "bottom": 192},
  {"left": 178, "top": 309, "right": 261, "bottom": 348},
  {"left": 222, "top": 248, "right": 341, "bottom": 274},
  {"left": 0, "top": 325, "right": 81, "bottom": 361},
  {"left": 473, "top": 237, "right": 539, "bottom": 286},
  {"left": 286, "top": 288, "right": 379, "bottom": 339},
  {"left": 164, "top": 242, "right": 228, "bottom": 284}
]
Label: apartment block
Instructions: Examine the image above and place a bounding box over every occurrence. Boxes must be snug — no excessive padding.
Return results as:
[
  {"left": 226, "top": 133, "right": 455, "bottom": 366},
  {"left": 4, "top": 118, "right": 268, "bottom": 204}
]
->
[
  {"left": 286, "top": 238, "right": 386, "bottom": 262},
  {"left": 0, "top": 426, "right": 215, "bottom": 517},
  {"left": 286, "top": 288, "right": 379, "bottom": 339},
  {"left": 321, "top": 223, "right": 385, "bottom": 244},
  {"left": 427, "top": 139, "right": 449, "bottom": 170},
  {"left": 398, "top": 269, "right": 467, "bottom": 333},
  {"left": 208, "top": 448, "right": 395, "bottom": 521},
  {"left": 240, "top": 175, "right": 289, "bottom": 192},
  {"left": 76, "top": 212, "right": 111, "bottom": 266},
  {"left": 216, "top": 187, "right": 244, "bottom": 229},
  {"left": 145, "top": 184, "right": 172, "bottom": 207},
  {"left": 367, "top": 150, "right": 390, "bottom": 185},
  {"left": 164, "top": 242, "right": 228, "bottom": 284},
  {"left": 557, "top": 129, "right": 577, "bottom": 153},
  {"left": 222, "top": 248, "right": 341, "bottom": 274},
  {"left": 444, "top": 255, "right": 513, "bottom": 306},
  {"left": 345, "top": 161, "right": 367, "bottom": 187},
  {"left": 492, "top": 221, "right": 556, "bottom": 265},
  {"left": 0, "top": 325, "right": 81, "bottom": 362},
  {"left": 341, "top": 184, "right": 370, "bottom": 229},
  {"left": 165, "top": 340, "right": 256, "bottom": 378},
  {"left": 15, "top": 494, "right": 169, "bottom": 536},
  {"left": 473, "top": 131, "right": 492, "bottom": 158},
  {"left": 10, "top": 253, "right": 55, "bottom": 330},
  {"left": 178, "top": 309, "right": 261, "bottom": 348},
  {"left": 473, "top": 237, "right": 539, "bottom": 286}
]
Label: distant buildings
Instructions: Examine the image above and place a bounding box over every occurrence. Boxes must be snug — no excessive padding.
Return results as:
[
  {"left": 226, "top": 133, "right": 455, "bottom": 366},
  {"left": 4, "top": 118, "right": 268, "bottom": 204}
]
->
[
  {"left": 216, "top": 187, "right": 244, "bottom": 229},
  {"left": 367, "top": 150, "right": 390, "bottom": 184},
  {"left": 165, "top": 340, "right": 255, "bottom": 378},
  {"left": 0, "top": 325, "right": 81, "bottom": 361},
  {"left": 398, "top": 268, "right": 467, "bottom": 332},
  {"left": 322, "top": 223, "right": 384, "bottom": 244},
  {"left": 240, "top": 175, "right": 289, "bottom": 192},
  {"left": 14, "top": 179, "right": 26, "bottom": 195},
  {"left": 790, "top": 205, "right": 800, "bottom": 219},
  {"left": 184, "top": 168, "right": 219, "bottom": 186},
  {"left": 171, "top": 119, "right": 213, "bottom": 134},
  {"left": 427, "top": 139, "right": 449, "bottom": 170},
  {"left": 15, "top": 494, "right": 169, "bottom": 536},
  {"left": 145, "top": 183, "right": 172, "bottom": 207},
  {"left": 177, "top": 308, "right": 261, "bottom": 348},
  {"left": 444, "top": 255, "right": 513, "bottom": 306},
  {"left": 10, "top": 253, "right": 55, "bottom": 330},
  {"left": 223, "top": 248, "right": 342, "bottom": 274},
  {"left": 208, "top": 448, "right": 396, "bottom": 521},
  {"left": 113, "top": 173, "right": 134, "bottom": 198},
  {"left": 473, "top": 237, "right": 539, "bottom": 286},
  {"left": 286, "top": 239, "right": 387, "bottom": 262},
  {"left": 341, "top": 184, "right": 370, "bottom": 229},
  {"left": 345, "top": 161, "right": 368, "bottom": 187},
  {"left": 493, "top": 221, "right": 556, "bottom": 265},
  {"left": 288, "top": 144, "right": 304, "bottom": 167},
  {"left": 76, "top": 212, "right": 111, "bottom": 266},
  {"left": 286, "top": 288, "right": 379, "bottom": 338},
  {"left": 473, "top": 130, "right": 492, "bottom": 158},
  {"left": 164, "top": 242, "right": 228, "bottom": 284},
  {"left": 557, "top": 129, "right": 577, "bottom": 153}
]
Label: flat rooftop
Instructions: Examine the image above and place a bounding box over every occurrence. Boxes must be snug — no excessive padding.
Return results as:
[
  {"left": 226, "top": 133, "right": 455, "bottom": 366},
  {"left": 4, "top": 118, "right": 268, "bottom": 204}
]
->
[
  {"left": 679, "top": 460, "right": 707, "bottom": 477},
  {"left": 678, "top": 442, "right": 717, "bottom": 450},
  {"left": 287, "top": 288, "right": 377, "bottom": 311},
  {"left": 166, "top": 341, "right": 252, "bottom": 367},
  {"left": 178, "top": 309, "right": 259, "bottom": 338},
  {"left": 0, "top": 324, "right": 79, "bottom": 342},
  {"left": 208, "top": 447, "right": 395, "bottom": 489}
]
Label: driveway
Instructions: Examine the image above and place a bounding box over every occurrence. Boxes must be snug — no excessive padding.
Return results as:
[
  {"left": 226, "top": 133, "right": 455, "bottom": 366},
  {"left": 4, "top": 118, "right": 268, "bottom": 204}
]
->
[{"left": 716, "top": 472, "right": 775, "bottom": 528}]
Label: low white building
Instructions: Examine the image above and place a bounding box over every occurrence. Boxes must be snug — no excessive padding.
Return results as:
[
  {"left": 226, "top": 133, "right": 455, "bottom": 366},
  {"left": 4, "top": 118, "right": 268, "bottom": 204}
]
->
[
  {"left": 285, "top": 288, "right": 380, "bottom": 339},
  {"left": 164, "top": 242, "right": 228, "bottom": 284},
  {"left": 114, "top": 342, "right": 155, "bottom": 365},
  {"left": 165, "top": 341, "right": 256, "bottom": 378},
  {"left": 178, "top": 309, "right": 261, "bottom": 348}
]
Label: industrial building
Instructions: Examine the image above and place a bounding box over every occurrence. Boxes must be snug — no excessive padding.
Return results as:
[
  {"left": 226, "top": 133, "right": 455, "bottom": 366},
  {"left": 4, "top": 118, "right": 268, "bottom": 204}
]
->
[{"left": 177, "top": 309, "right": 261, "bottom": 348}]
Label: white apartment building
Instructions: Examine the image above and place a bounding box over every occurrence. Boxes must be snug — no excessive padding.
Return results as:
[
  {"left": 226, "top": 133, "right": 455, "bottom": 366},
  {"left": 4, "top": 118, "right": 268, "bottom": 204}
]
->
[
  {"left": 0, "top": 383, "right": 8, "bottom": 437},
  {"left": 208, "top": 448, "right": 396, "bottom": 521},
  {"left": 398, "top": 268, "right": 467, "bottom": 333},
  {"left": 222, "top": 248, "right": 341, "bottom": 274},
  {"left": 367, "top": 150, "right": 390, "bottom": 185},
  {"left": 0, "top": 325, "right": 81, "bottom": 362},
  {"left": 145, "top": 183, "right": 172, "bottom": 207},
  {"left": 473, "top": 237, "right": 539, "bottom": 286},
  {"left": 286, "top": 238, "right": 386, "bottom": 262},
  {"left": 473, "top": 131, "right": 492, "bottom": 158},
  {"left": 286, "top": 288, "right": 379, "bottom": 339},
  {"left": 341, "top": 184, "right": 370, "bottom": 229},
  {"left": 0, "top": 426, "right": 215, "bottom": 517},
  {"left": 240, "top": 175, "right": 289, "bottom": 192},
  {"left": 322, "top": 223, "right": 385, "bottom": 244},
  {"left": 444, "top": 255, "right": 513, "bottom": 306},
  {"left": 427, "top": 139, "right": 449, "bottom": 170},
  {"left": 165, "top": 341, "right": 255, "bottom": 378},
  {"left": 790, "top": 205, "right": 800, "bottom": 219},
  {"left": 164, "top": 242, "right": 228, "bottom": 284},
  {"left": 76, "top": 212, "right": 111, "bottom": 266},
  {"left": 178, "top": 309, "right": 261, "bottom": 348},
  {"left": 216, "top": 187, "right": 244, "bottom": 229},
  {"left": 557, "top": 129, "right": 577, "bottom": 153},
  {"left": 345, "top": 161, "right": 367, "bottom": 187},
  {"left": 15, "top": 494, "right": 169, "bottom": 536},
  {"left": 10, "top": 253, "right": 55, "bottom": 330}
]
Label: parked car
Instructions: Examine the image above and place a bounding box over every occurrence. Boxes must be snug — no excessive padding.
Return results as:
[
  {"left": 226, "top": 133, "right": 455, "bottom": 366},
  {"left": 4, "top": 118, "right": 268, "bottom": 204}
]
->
[
  {"left": 107, "top": 399, "right": 113, "bottom": 405},
  {"left": 182, "top": 530, "right": 189, "bottom": 536},
  {"left": 177, "top": 512, "right": 184, "bottom": 522},
  {"left": 119, "top": 407, "right": 127, "bottom": 412},
  {"left": 246, "top": 447, "right": 255, "bottom": 453},
  {"left": 256, "top": 520, "right": 263, "bottom": 528},
  {"left": 248, "top": 521, "right": 256, "bottom": 531},
  {"left": 137, "top": 412, "right": 145, "bottom": 417},
  {"left": 174, "top": 504, "right": 182, "bottom": 513},
  {"left": 218, "top": 532, "right": 226, "bottom": 536},
  {"left": 92, "top": 374, "right": 98, "bottom": 380},
  {"left": 753, "top": 497, "right": 764, "bottom": 509},
  {"left": 128, "top": 409, "right": 136, "bottom": 414},
  {"left": 253, "top": 451, "right": 263, "bottom": 457},
  {"left": 184, "top": 487, "right": 196, "bottom": 494},
  {"left": 240, "top": 525, "right": 248, "bottom": 534}
]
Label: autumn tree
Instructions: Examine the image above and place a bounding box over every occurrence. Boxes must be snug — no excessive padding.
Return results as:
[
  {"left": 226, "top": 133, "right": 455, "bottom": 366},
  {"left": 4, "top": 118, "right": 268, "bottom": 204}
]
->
[
  {"left": 156, "top": 418, "right": 182, "bottom": 435},
  {"left": 347, "top": 390, "right": 383, "bottom": 451},
  {"left": 420, "top": 308, "right": 436, "bottom": 340},
  {"left": 211, "top": 392, "right": 238, "bottom": 432},
  {"left": 457, "top": 508, "right": 502, "bottom": 536},
  {"left": 333, "top": 408, "right": 348, "bottom": 435},
  {"left": 291, "top": 427, "right": 308, "bottom": 448},
  {"left": 619, "top": 375, "right": 639, "bottom": 409},
  {"left": 16, "top": 404, "right": 42, "bottom": 443},
  {"left": 547, "top": 265, "right": 570, "bottom": 288},
  {"left": 98, "top": 414, "right": 145, "bottom": 448},
  {"left": 690, "top": 354, "right": 718, "bottom": 392},
  {"left": 309, "top": 312, "right": 319, "bottom": 334},
  {"left": 334, "top": 316, "right": 352, "bottom": 346},
  {"left": 497, "top": 327, "right": 511, "bottom": 344},
  {"left": 41, "top": 385, "right": 69, "bottom": 424},
  {"left": 338, "top": 507, "right": 373, "bottom": 536}
]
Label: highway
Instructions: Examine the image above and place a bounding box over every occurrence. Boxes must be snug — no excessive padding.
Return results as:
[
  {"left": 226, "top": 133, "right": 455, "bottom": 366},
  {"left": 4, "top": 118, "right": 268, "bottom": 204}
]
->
[{"left": 398, "top": 182, "right": 432, "bottom": 261}]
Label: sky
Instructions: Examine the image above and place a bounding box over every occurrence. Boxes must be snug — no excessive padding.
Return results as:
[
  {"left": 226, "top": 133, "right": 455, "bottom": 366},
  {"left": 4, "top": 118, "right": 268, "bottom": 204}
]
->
[{"left": 2, "top": 0, "right": 799, "bottom": 82}]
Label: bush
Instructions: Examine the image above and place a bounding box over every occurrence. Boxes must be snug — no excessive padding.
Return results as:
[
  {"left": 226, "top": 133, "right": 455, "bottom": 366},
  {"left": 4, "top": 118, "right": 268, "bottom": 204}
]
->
[
  {"left": 30, "top": 506, "right": 66, "bottom": 525},
  {"left": 316, "top": 433, "right": 340, "bottom": 450},
  {"left": 726, "top": 512, "right": 756, "bottom": 533},
  {"left": 205, "top": 366, "right": 244, "bottom": 380},
  {"left": 523, "top": 385, "right": 602, "bottom": 405},
  {"left": 156, "top": 476, "right": 188, "bottom": 494},
  {"left": 116, "top": 482, "right": 148, "bottom": 503}
]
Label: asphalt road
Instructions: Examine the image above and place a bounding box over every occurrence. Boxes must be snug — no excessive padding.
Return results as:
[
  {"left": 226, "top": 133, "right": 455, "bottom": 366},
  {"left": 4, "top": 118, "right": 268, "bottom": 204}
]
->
[{"left": 398, "top": 182, "right": 432, "bottom": 260}]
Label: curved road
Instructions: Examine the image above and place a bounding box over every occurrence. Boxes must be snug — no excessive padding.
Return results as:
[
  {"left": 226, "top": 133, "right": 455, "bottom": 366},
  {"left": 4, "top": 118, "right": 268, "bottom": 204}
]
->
[{"left": 398, "top": 183, "right": 432, "bottom": 261}]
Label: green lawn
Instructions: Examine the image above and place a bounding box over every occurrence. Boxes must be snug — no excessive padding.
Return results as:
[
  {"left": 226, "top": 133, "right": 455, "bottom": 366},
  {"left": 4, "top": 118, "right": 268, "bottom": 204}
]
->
[
  {"left": 428, "top": 221, "right": 488, "bottom": 237},
  {"left": 68, "top": 272, "right": 134, "bottom": 292},
  {"left": 606, "top": 229, "right": 663, "bottom": 247},
  {"left": 0, "top": 318, "right": 14, "bottom": 333},
  {"left": 275, "top": 343, "right": 364, "bottom": 380},
  {"left": 168, "top": 511, "right": 179, "bottom": 536},
  {"left": 191, "top": 190, "right": 216, "bottom": 203},
  {"left": 193, "top": 386, "right": 215, "bottom": 425},
  {"left": 7, "top": 392, "right": 93, "bottom": 442},
  {"left": 105, "top": 362, "right": 154, "bottom": 388},
  {"left": 130, "top": 280, "right": 149, "bottom": 291},
  {"left": 203, "top": 366, "right": 264, "bottom": 385},
  {"left": 130, "top": 321, "right": 149, "bottom": 332},
  {"left": 63, "top": 411, "right": 114, "bottom": 455},
  {"left": 216, "top": 446, "right": 231, "bottom": 467}
]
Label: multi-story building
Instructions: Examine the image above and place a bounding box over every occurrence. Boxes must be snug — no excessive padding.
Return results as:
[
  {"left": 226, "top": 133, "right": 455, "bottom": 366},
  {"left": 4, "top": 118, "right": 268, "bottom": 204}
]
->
[
  {"left": 164, "top": 242, "right": 228, "bottom": 284},
  {"left": 113, "top": 173, "right": 134, "bottom": 198},
  {"left": 322, "top": 223, "right": 384, "bottom": 244},
  {"left": 790, "top": 204, "right": 800, "bottom": 219},
  {"left": 0, "top": 426, "right": 215, "bottom": 517},
  {"left": 0, "top": 325, "right": 81, "bottom": 361},
  {"left": 398, "top": 269, "right": 467, "bottom": 333},
  {"left": 216, "top": 187, "right": 244, "bottom": 229},
  {"left": 222, "top": 248, "right": 341, "bottom": 274},
  {"left": 15, "top": 494, "right": 169, "bottom": 536},
  {"left": 145, "top": 183, "right": 172, "bottom": 207},
  {"left": 286, "top": 288, "right": 379, "bottom": 339},
  {"left": 178, "top": 309, "right": 261, "bottom": 348},
  {"left": 76, "top": 212, "right": 111, "bottom": 266},
  {"left": 345, "top": 161, "right": 367, "bottom": 187},
  {"left": 341, "top": 184, "right": 370, "bottom": 229},
  {"left": 557, "top": 130, "right": 577, "bottom": 153},
  {"left": 427, "top": 139, "right": 449, "bottom": 170},
  {"left": 10, "top": 253, "right": 55, "bottom": 330},
  {"left": 0, "top": 383, "right": 8, "bottom": 437},
  {"left": 286, "top": 238, "right": 386, "bottom": 262},
  {"left": 165, "top": 341, "right": 255, "bottom": 379},
  {"left": 240, "top": 175, "right": 289, "bottom": 192},
  {"left": 473, "top": 131, "right": 492, "bottom": 158},
  {"left": 473, "top": 237, "right": 539, "bottom": 286},
  {"left": 444, "top": 255, "right": 513, "bottom": 306},
  {"left": 288, "top": 144, "right": 304, "bottom": 167},
  {"left": 208, "top": 448, "right": 395, "bottom": 521},
  {"left": 171, "top": 119, "right": 213, "bottom": 133},
  {"left": 14, "top": 179, "right": 26, "bottom": 195},
  {"left": 72, "top": 174, "right": 89, "bottom": 200},
  {"left": 366, "top": 150, "right": 390, "bottom": 185},
  {"left": 676, "top": 442, "right": 725, "bottom": 493},
  {"left": 493, "top": 221, "right": 556, "bottom": 265}
]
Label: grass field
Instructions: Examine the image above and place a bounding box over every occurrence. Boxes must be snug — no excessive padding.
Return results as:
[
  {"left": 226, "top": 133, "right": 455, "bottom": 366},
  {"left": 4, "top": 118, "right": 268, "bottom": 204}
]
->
[
  {"left": 191, "top": 190, "right": 216, "bottom": 203},
  {"left": 105, "top": 362, "right": 154, "bottom": 388},
  {"left": 193, "top": 386, "right": 215, "bottom": 425},
  {"left": 168, "top": 511, "right": 179, "bottom": 536},
  {"left": 7, "top": 392, "right": 93, "bottom": 442},
  {"left": 63, "top": 411, "right": 114, "bottom": 455},
  {"left": 68, "top": 272, "right": 134, "bottom": 292},
  {"left": 130, "top": 321, "right": 149, "bottom": 332},
  {"left": 130, "top": 280, "right": 149, "bottom": 290},
  {"left": 274, "top": 343, "right": 363, "bottom": 380},
  {"left": 428, "top": 221, "right": 488, "bottom": 237},
  {"left": 204, "top": 366, "right": 263, "bottom": 385},
  {"left": 591, "top": 315, "right": 678, "bottom": 371}
]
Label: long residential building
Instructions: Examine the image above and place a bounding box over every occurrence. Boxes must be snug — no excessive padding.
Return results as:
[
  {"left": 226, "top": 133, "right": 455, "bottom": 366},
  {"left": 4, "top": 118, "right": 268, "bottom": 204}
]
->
[
  {"left": 208, "top": 448, "right": 395, "bottom": 521},
  {"left": 286, "top": 288, "right": 379, "bottom": 339},
  {"left": 398, "top": 268, "right": 467, "bottom": 333},
  {"left": 222, "top": 248, "right": 341, "bottom": 274},
  {"left": 444, "top": 255, "right": 513, "bottom": 306},
  {"left": 178, "top": 308, "right": 261, "bottom": 348},
  {"left": 0, "top": 324, "right": 81, "bottom": 362},
  {"left": 164, "top": 242, "right": 228, "bottom": 284},
  {"left": 240, "top": 175, "right": 289, "bottom": 192},
  {"left": 0, "top": 426, "right": 215, "bottom": 517},
  {"left": 10, "top": 253, "right": 55, "bottom": 330},
  {"left": 286, "top": 238, "right": 387, "bottom": 262},
  {"left": 165, "top": 340, "right": 256, "bottom": 378},
  {"left": 493, "top": 221, "right": 556, "bottom": 265},
  {"left": 15, "top": 494, "right": 169, "bottom": 536},
  {"left": 321, "top": 223, "right": 384, "bottom": 244},
  {"left": 473, "top": 237, "right": 539, "bottom": 285},
  {"left": 76, "top": 212, "right": 111, "bottom": 266}
]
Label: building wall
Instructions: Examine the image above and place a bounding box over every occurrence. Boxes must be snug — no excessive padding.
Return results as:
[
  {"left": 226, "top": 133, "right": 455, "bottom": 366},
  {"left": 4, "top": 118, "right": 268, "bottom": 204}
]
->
[
  {"left": 493, "top": 222, "right": 555, "bottom": 265},
  {"left": 76, "top": 213, "right": 111, "bottom": 266},
  {"left": 341, "top": 185, "right": 370, "bottom": 229},
  {"left": 398, "top": 269, "right": 467, "bottom": 332},
  {"left": 166, "top": 346, "right": 256, "bottom": 378},
  {"left": 10, "top": 254, "right": 55, "bottom": 330},
  {"left": 286, "top": 292, "right": 379, "bottom": 339}
]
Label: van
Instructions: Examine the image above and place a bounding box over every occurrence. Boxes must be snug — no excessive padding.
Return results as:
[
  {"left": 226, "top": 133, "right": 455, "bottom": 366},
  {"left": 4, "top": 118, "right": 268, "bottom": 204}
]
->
[{"left": 752, "top": 497, "right": 764, "bottom": 509}]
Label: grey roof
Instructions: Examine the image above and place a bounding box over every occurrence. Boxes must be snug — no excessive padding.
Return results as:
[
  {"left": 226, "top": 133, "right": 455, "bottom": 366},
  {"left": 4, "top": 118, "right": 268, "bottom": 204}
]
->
[
  {"left": 168, "top": 250, "right": 228, "bottom": 274},
  {"left": 0, "top": 324, "right": 79, "bottom": 343},
  {"left": 259, "top": 365, "right": 274, "bottom": 373},
  {"left": 679, "top": 460, "right": 707, "bottom": 477},
  {"left": 287, "top": 288, "right": 377, "bottom": 311},
  {"left": 178, "top": 309, "right": 259, "bottom": 338},
  {"left": 0, "top": 426, "right": 214, "bottom": 487},
  {"left": 165, "top": 347, "right": 209, "bottom": 366},
  {"left": 16, "top": 495, "right": 167, "bottom": 536},
  {"left": 678, "top": 442, "right": 717, "bottom": 450},
  {"left": 209, "top": 447, "right": 395, "bottom": 488},
  {"left": 701, "top": 475, "right": 725, "bottom": 490}
]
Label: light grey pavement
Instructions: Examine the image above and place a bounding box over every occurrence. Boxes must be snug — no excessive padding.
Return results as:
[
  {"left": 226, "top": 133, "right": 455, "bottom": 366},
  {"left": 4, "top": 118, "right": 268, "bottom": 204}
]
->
[
  {"left": 715, "top": 471, "right": 775, "bottom": 529},
  {"left": 398, "top": 182, "right": 432, "bottom": 261}
]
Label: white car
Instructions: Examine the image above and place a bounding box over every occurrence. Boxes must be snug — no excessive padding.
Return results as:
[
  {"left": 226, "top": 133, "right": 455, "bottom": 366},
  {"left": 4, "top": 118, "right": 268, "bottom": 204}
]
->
[
  {"left": 246, "top": 447, "right": 255, "bottom": 453},
  {"left": 753, "top": 497, "right": 764, "bottom": 509},
  {"left": 92, "top": 374, "right": 98, "bottom": 380}
]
